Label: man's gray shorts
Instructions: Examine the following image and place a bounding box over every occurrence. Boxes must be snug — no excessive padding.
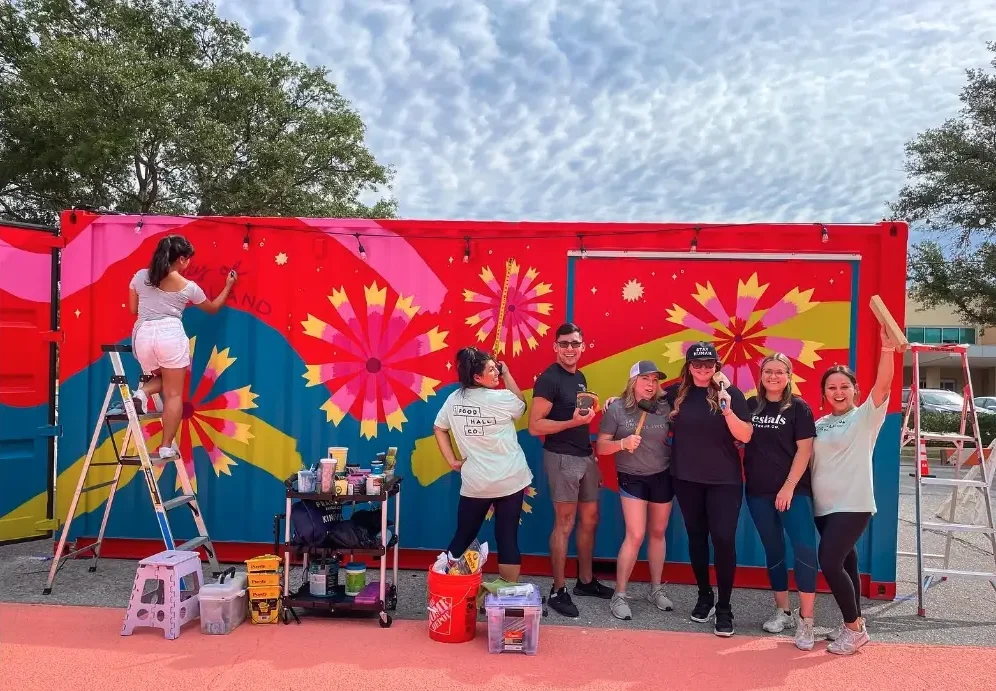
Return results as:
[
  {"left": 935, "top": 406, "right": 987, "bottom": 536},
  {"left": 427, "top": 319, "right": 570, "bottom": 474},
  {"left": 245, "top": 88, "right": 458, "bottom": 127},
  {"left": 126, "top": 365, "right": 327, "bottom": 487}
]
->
[{"left": 543, "top": 450, "right": 601, "bottom": 503}]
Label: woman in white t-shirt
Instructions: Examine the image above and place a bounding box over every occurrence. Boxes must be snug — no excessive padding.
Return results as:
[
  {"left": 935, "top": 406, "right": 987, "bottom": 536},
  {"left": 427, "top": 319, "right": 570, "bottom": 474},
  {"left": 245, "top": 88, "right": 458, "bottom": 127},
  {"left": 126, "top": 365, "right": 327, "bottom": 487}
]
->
[
  {"left": 811, "top": 325, "right": 906, "bottom": 655},
  {"left": 117, "top": 235, "right": 235, "bottom": 460},
  {"left": 433, "top": 347, "right": 531, "bottom": 582}
]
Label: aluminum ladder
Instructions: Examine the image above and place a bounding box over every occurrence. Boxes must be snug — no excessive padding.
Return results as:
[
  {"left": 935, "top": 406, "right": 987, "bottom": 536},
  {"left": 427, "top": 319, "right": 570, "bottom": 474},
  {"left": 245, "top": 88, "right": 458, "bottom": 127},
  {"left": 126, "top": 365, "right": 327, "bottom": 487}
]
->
[
  {"left": 897, "top": 342, "right": 996, "bottom": 616},
  {"left": 43, "top": 344, "right": 220, "bottom": 594}
]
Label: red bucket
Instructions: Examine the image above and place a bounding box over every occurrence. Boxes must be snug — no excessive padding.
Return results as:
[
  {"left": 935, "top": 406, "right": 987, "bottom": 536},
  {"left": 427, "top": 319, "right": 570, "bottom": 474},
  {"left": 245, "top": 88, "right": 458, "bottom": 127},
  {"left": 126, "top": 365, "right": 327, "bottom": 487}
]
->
[{"left": 427, "top": 567, "right": 482, "bottom": 643}]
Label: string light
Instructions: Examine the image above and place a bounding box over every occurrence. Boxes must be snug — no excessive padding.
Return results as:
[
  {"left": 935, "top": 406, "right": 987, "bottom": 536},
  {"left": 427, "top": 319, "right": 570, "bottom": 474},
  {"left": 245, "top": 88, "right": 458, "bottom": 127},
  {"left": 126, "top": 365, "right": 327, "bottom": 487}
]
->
[
  {"left": 134, "top": 217, "right": 144, "bottom": 234},
  {"left": 690, "top": 226, "right": 699, "bottom": 252},
  {"left": 243, "top": 223, "right": 250, "bottom": 251},
  {"left": 578, "top": 233, "right": 587, "bottom": 258},
  {"left": 463, "top": 236, "right": 470, "bottom": 263},
  {"left": 355, "top": 233, "right": 366, "bottom": 261},
  {"left": 820, "top": 223, "right": 829, "bottom": 244}
]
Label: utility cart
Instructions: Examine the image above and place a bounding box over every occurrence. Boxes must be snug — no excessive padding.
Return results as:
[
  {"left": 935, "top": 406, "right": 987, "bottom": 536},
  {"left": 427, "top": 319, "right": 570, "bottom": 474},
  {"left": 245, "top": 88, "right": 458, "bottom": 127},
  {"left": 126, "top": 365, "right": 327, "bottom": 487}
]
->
[{"left": 276, "top": 475, "right": 401, "bottom": 628}]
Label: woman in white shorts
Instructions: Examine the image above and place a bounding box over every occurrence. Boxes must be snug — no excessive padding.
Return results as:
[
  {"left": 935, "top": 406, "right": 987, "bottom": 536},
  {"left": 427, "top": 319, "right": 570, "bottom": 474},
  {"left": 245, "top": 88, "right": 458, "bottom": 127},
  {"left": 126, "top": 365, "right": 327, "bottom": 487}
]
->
[{"left": 122, "top": 235, "right": 235, "bottom": 459}]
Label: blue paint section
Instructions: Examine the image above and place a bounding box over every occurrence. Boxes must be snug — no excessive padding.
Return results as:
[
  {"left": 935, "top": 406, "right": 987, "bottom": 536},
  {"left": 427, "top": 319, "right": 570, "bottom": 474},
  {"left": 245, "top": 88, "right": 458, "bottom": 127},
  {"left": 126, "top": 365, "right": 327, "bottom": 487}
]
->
[
  {"left": 866, "top": 412, "right": 901, "bottom": 587},
  {"left": 0, "top": 402, "right": 49, "bottom": 518},
  {"left": 565, "top": 256, "right": 576, "bottom": 322}
]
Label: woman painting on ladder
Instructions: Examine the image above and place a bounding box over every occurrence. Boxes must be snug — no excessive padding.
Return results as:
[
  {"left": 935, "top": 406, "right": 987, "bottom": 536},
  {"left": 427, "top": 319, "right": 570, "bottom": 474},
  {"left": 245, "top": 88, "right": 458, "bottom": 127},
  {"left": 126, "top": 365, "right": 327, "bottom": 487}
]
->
[{"left": 114, "top": 235, "right": 236, "bottom": 460}]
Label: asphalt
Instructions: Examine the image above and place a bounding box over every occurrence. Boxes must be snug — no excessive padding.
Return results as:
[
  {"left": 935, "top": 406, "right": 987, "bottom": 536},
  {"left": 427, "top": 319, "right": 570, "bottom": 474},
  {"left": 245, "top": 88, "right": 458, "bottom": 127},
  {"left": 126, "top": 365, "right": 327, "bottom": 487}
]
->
[{"left": 2, "top": 460, "right": 994, "bottom": 646}]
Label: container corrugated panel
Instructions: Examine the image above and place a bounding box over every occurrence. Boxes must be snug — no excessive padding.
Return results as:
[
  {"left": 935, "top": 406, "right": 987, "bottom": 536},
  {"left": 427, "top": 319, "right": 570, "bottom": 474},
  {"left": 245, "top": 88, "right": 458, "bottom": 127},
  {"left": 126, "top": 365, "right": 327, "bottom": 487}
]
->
[{"left": 1, "top": 212, "right": 907, "bottom": 596}]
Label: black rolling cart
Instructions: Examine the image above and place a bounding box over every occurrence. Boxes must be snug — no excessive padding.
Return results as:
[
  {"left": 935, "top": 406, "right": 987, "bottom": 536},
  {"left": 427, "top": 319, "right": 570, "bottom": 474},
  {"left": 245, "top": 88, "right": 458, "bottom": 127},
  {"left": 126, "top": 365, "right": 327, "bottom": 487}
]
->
[{"left": 276, "top": 475, "right": 401, "bottom": 628}]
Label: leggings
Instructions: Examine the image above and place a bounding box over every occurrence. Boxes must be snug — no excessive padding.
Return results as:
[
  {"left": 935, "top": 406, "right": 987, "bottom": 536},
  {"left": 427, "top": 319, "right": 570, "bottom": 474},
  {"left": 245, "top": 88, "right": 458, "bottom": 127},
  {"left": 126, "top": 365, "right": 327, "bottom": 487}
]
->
[
  {"left": 746, "top": 494, "right": 819, "bottom": 593},
  {"left": 673, "top": 478, "right": 743, "bottom": 608},
  {"left": 815, "top": 512, "right": 871, "bottom": 624},
  {"left": 447, "top": 489, "right": 525, "bottom": 565}
]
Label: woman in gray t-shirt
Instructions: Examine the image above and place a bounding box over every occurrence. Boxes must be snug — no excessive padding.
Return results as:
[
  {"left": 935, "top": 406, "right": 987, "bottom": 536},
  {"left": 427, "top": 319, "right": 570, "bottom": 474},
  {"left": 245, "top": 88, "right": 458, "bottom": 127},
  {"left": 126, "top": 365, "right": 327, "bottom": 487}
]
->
[
  {"left": 120, "top": 235, "right": 235, "bottom": 461},
  {"left": 596, "top": 360, "right": 675, "bottom": 621}
]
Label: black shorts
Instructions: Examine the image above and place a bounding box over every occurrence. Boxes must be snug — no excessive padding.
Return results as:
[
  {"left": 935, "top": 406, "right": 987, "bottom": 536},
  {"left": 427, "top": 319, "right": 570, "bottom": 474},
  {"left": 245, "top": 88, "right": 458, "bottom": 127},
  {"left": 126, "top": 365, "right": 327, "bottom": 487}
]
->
[{"left": 617, "top": 470, "right": 674, "bottom": 504}]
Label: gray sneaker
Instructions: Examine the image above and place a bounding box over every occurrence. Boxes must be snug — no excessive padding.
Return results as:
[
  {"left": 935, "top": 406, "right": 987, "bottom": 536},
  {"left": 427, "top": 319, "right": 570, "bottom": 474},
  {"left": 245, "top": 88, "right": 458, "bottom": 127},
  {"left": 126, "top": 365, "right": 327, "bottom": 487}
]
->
[
  {"left": 794, "top": 611, "right": 815, "bottom": 651},
  {"left": 647, "top": 586, "right": 674, "bottom": 612},
  {"left": 827, "top": 623, "right": 869, "bottom": 655},
  {"left": 826, "top": 622, "right": 844, "bottom": 641},
  {"left": 610, "top": 593, "right": 633, "bottom": 621},
  {"left": 762, "top": 607, "right": 796, "bottom": 633}
]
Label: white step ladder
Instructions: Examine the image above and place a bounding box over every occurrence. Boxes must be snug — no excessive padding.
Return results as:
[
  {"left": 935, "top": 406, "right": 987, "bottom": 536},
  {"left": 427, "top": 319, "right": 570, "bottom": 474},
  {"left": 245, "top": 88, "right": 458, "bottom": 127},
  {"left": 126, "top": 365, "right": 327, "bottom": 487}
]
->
[
  {"left": 897, "top": 342, "right": 996, "bottom": 616},
  {"left": 43, "top": 344, "right": 220, "bottom": 594}
]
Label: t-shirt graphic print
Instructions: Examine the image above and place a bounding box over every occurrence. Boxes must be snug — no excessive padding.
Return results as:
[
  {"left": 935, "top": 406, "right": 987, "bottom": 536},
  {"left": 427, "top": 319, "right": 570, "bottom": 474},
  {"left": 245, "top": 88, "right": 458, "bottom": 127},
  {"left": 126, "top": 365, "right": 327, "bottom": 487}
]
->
[{"left": 434, "top": 387, "right": 533, "bottom": 499}]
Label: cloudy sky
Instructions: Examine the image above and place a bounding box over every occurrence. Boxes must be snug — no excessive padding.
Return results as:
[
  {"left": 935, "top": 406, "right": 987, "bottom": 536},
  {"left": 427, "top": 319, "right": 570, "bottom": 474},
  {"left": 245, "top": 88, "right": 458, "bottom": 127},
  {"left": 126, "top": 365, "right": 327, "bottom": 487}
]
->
[{"left": 214, "top": 0, "right": 996, "bottom": 224}]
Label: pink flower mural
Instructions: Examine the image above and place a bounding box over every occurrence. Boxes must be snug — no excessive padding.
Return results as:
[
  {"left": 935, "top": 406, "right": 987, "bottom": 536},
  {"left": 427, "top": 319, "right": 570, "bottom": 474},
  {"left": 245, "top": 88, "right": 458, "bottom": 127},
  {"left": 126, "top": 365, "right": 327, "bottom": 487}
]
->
[
  {"left": 463, "top": 259, "right": 554, "bottom": 357},
  {"left": 301, "top": 282, "right": 449, "bottom": 439}
]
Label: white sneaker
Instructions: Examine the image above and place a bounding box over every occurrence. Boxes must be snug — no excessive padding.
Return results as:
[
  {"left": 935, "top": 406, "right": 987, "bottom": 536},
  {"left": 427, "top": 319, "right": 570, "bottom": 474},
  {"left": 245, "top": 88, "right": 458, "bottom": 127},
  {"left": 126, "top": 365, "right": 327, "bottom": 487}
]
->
[
  {"left": 157, "top": 446, "right": 177, "bottom": 459},
  {"left": 762, "top": 608, "right": 796, "bottom": 633},
  {"left": 827, "top": 622, "right": 869, "bottom": 655},
  {"left": 826, "top": 622, "right": 845, "bottom": 641},
  {"left": 647, "top": 585, "right": 674, "bottom": 612},
  {"left": 610, "top": 593, "right": 633, "bottom": 620},
  {"left": 794, "top": 611, "right": 815, "bottom": 651}
]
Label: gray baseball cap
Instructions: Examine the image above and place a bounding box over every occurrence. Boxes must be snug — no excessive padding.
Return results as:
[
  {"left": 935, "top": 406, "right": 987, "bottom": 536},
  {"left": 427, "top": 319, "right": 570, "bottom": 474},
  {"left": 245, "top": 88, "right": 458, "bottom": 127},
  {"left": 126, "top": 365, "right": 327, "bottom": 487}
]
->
[{"left": 629, "top": 360, "right": 664, "bottom": 378}]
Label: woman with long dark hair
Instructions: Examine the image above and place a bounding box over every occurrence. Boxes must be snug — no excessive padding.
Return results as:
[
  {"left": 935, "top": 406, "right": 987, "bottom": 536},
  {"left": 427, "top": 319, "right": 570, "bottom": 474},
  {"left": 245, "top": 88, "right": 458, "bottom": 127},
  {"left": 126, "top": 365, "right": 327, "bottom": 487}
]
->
[
  {"left": 743, "top": 353, "right": 819, "bottom": 649},
  {"left": 121, "top": 235, "right": 235, "bottom": 460},
  {"left": 666, "top": 342, "right": 752, "bottom": 637},
  {"left": 433, "top": 347, "right": 531, "bottom": 582},
  {"left": 811, "top": 326, "right": 905, "bottom": 655}
]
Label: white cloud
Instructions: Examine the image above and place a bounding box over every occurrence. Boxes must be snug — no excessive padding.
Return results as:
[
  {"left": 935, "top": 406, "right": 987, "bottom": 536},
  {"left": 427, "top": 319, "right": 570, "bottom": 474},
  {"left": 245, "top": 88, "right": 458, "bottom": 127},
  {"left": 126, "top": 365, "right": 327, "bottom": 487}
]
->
[{"left": 214, "top": 0, "right": 996, "bottom": 223}]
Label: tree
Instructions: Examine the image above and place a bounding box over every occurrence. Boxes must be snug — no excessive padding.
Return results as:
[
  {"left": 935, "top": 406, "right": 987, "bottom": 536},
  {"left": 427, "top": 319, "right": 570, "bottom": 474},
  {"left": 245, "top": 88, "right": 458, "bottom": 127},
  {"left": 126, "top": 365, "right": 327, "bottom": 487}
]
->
[
  {"left": 890, "top": 41, "right": 996, "bottom": 327},
  {"left": 0, "top": 0, "right": 396, "bottom": 225}
]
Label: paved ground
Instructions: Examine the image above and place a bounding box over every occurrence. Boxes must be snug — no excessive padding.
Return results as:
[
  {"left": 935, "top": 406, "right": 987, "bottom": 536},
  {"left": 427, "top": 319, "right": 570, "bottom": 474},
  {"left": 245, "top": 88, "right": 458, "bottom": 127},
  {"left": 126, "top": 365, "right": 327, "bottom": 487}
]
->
[{"left": 2, "top": 460, "right": 994, "bottom": 646}]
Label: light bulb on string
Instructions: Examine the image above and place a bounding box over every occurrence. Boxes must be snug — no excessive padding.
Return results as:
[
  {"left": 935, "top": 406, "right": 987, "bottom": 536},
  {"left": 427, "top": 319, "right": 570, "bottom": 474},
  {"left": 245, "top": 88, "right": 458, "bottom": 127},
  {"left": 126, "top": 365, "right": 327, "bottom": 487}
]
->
[
  {"left": 578, "top": 233, "right": 587, "bottom": 259},
  {"left": 355, "top": 233, "right": 366, "bottom": 261},
  {"left": 463, "top": 236, "right": 471, "bottom": 263},
  {"left": 820, "top": 224, "right": 829, "bottom": 244},
  {"left": 134, "top": 217, "right": 144, "bottom": 234},
  {"left": 243, "top": 224, "right": 250, "bottom": 251},
  {"left": 690, "top": 226, "right": 699, "bottom": 252}
]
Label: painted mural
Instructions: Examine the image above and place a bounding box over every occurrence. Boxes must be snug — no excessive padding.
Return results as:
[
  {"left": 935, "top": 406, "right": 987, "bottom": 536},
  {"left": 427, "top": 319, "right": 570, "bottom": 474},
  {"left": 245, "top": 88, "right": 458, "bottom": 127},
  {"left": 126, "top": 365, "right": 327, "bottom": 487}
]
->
[{"left": 0, "top": 213, "right": 908, "bottom": 594}]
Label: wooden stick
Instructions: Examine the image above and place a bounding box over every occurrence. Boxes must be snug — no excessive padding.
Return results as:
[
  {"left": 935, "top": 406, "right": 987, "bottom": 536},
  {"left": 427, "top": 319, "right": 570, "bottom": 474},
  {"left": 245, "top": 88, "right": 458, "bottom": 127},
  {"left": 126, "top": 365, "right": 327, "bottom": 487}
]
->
[
  {"left": 635, "top": 411, "right": 648, "bottom": 435},
  {"left": 869, "top": 295, "right": 908, "bottom": 345}
]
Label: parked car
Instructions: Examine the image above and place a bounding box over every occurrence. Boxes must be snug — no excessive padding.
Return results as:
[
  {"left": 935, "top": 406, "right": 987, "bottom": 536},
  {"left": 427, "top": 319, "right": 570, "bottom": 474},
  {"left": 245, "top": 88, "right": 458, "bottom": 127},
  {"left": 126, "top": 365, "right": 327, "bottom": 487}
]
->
[
  {"left": 902, "top": 388, "right": 996, "bottom": 415},
  {"left": 974, "top": 396, "right": 996, "bottom": 413}
]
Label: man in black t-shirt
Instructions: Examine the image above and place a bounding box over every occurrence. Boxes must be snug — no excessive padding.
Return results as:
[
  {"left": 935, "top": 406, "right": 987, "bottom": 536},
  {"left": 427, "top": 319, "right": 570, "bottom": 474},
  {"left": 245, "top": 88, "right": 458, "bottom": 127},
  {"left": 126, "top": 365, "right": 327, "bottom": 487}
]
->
[{"left": 528, "top": 322, "right": 613, "bottom": 617}]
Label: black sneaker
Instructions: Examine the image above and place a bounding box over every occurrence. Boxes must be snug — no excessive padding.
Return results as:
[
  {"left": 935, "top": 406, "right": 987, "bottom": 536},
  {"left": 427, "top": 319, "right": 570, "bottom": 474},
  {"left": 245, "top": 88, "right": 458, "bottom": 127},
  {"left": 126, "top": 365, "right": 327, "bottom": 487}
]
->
[
  {"left": 690, "top": 594, "right": 716, "bottom": 623},
  {"left": 548, "top": 586, "right": 580, "bottom": 618},
  {"left": 573, "top": 577, "right": 613, "bottom": 599},
  {"left": 714, "top": 605, "right": 735, "bottom": 637}
]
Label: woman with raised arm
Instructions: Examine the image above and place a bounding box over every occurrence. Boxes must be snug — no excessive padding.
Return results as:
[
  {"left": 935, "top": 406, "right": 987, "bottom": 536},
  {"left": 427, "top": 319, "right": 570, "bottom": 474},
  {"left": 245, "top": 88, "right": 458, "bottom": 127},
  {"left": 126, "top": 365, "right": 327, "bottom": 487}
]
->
[
  {"left": 433, "top": 347, "right": 531, "bottom": 583},
  {"left": 811, "top": 326, "right": 906, "bottom": 655},
  {"left": 118, "top": 235, "right": 235, "bottom": 460}
]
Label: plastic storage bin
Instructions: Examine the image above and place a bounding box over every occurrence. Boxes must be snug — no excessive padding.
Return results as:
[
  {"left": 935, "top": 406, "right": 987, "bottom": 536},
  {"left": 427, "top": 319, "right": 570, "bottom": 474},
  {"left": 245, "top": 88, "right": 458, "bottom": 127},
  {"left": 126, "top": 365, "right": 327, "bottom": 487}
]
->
[
  {"left": 485, "top": 587, "right": 542, "bottom": 655},
  {"left": 199, "top": 570, "right": 248, "bottom": 635}
]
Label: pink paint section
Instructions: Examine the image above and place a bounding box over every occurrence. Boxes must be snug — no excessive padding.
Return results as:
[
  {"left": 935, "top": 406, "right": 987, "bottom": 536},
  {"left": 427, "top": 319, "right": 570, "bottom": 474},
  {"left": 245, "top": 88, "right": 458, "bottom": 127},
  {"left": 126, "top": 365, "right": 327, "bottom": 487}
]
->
[
  {"left": 759, "top": 302, "right": 800, "bottom": 328},
  {"left": 0, "top": 238, "right": 51, "bottom": 302},
  {"left": 702, "top": 297, "right": 731, "bottom": 324},
  {"left": 298, "top": 218, "right": 446, "bottom": 313},
  {"left": 762, "top": 336, "right": 803, "bottom": 358},
  {"left": 735, "top": 296, "right": 759, "bottom": 322}
]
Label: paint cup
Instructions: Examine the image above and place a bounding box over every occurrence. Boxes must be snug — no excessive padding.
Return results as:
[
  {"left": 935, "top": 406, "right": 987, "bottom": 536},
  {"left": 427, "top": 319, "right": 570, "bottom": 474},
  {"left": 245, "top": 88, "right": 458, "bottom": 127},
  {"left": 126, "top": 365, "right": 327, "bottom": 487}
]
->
[
  {"left": 385, "top": 447, "right": 398, "bottom": 469},
  {"left": 297, "top": 470, "right": 316, "bottom": 493},
  {"left": 328, "top": 447, "right": 349, "bottom": 473},
  {"left": 366, "top": 474, "right": 384, "bottom": 496},
  {"left": 319, "top": 459, "right": 335, "bottom": 493}
]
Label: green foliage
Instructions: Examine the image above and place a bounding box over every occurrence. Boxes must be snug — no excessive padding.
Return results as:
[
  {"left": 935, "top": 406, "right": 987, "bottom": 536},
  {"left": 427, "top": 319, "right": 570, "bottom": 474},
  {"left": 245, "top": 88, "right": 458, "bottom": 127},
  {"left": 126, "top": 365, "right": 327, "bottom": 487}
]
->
[
  {"left": 0, "top": 0, "right": 395, "bottom": 224},
  {"left": 890, "top": 41, "right": 996, "bottom": 327},
  {"left": 918, "top": 409, "right": 996, "bottom": 446}
]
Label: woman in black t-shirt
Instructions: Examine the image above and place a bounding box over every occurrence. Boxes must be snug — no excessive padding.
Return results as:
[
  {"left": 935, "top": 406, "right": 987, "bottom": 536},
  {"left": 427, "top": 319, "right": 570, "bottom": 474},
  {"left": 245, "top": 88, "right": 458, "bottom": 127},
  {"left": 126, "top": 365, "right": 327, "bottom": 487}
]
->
[
  {"left": 743, "top": 353, "right": 818, "bottom": 651},
  {"left": 666, "top": 342, "right": 752, "bottom": 638}
]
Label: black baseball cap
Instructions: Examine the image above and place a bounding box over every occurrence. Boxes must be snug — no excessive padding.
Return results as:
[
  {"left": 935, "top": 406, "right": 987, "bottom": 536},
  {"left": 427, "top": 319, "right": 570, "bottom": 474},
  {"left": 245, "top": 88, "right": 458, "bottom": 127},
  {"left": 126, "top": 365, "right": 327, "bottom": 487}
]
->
[{"left": 685, "top": 341, "right": 719, "bottom": 362}]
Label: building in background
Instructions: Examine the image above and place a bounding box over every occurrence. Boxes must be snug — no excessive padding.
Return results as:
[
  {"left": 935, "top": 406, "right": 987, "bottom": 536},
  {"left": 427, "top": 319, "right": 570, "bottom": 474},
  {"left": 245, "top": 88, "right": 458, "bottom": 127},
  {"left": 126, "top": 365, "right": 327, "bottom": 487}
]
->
[{"left": 903, "top": 297, "right": 996, "bottom": 396}]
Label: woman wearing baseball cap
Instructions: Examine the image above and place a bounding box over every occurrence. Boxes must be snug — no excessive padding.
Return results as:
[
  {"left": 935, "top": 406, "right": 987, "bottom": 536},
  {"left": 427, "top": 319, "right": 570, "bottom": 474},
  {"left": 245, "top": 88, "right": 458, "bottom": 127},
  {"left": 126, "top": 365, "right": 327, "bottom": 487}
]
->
[
  {"left": 666, "top": 341, "right": 752, "bottom": 637},
  {"left": 596, "top": 360, "right": 675, "bottom": 621}
]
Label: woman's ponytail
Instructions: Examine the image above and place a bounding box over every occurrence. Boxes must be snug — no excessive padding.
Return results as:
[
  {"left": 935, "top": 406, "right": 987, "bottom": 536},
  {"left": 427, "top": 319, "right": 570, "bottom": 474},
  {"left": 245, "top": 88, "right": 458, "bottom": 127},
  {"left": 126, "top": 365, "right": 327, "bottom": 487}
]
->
[{"left": 146, "top": 235, "right": 194, "bottom": 287}]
